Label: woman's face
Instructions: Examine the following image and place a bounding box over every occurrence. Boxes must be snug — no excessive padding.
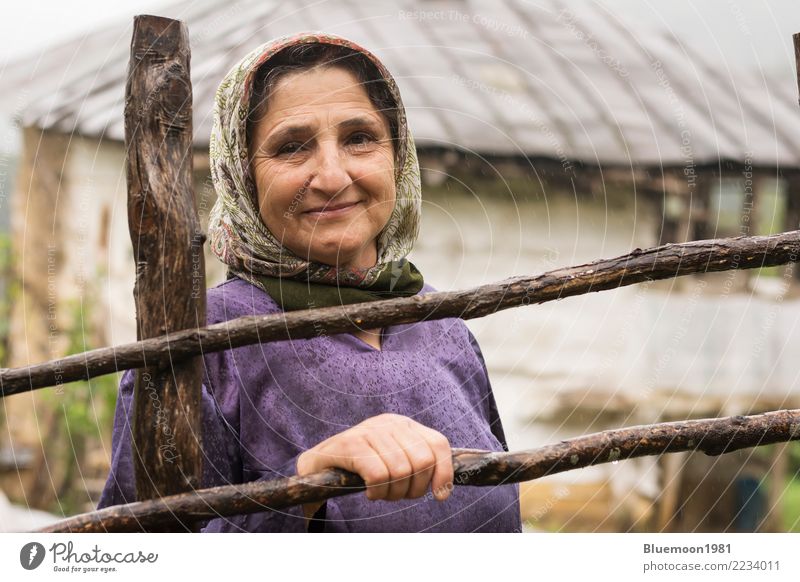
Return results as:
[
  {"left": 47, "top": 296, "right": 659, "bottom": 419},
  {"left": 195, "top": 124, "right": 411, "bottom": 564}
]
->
[{"left": 249, "top": 66, "right": 396, "bottom": 270}]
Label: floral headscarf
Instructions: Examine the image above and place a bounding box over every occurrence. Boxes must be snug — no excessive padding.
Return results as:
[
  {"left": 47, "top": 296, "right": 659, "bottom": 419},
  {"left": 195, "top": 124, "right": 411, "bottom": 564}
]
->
[{"left": 207, "top": 31, "right": 424, "bottom": 311}]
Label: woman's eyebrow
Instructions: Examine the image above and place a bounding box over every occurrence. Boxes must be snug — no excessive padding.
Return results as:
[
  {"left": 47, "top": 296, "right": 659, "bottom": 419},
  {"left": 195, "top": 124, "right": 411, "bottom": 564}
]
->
[
  {"left": 266, "top": 124, "right": 311, "bottom": 146},
  {"left": 337, "top": 116, "right": 382, "bottom": 132},
  {"left": 267, "top": 116, "right": 383, "bottom": 145}
]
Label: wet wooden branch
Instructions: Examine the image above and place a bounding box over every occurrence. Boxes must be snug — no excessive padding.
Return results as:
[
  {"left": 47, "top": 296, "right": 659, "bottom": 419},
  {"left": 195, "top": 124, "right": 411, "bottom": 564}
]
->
[
  {"left": 794, "top": 32, "right": 800, "bottom": 104},
  {"left": 36, "top": 408, "right": 800, "bottom": 532},
  {"left": 1, "top": 230, "right": 798, "bottom": 398},
  {"left": 125, "top": 14, "right": 204, "bottom": 507}
]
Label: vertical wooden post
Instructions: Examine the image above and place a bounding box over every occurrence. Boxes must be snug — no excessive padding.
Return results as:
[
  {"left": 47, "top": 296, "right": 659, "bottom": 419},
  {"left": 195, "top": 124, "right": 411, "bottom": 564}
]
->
[
  {"left": 124, "top": 14, "right": 205, "bottom": 524},
  {"left": 654, "top": 451, "right": 688, "bottom": 532},
  {"left": 794, "top": 33, "right": 800, "bottom": 106},
  {"left": 786, "top": 173, "right": 800, "bottom": 283},
  {"left": 690, "top": 172, "right": 712, "bottom": 241},
  {"left": 792, "top": 34, "right": 800, "bottom": 281}
]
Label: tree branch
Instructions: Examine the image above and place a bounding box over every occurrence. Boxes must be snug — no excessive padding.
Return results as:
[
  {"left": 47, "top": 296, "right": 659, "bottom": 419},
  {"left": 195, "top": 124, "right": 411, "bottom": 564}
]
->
[
  {"left": 35, "top": 408, "right": 800, "bottom": 533},
  {"left": 2, "top": 230, "right": 799, "bottom": 398}
]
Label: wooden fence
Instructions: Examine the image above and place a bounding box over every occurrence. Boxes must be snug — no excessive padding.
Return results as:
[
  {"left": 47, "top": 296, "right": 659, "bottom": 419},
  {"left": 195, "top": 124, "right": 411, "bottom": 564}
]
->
[{"left": 2, "top": 15, "right": 800, "bottom": 533}]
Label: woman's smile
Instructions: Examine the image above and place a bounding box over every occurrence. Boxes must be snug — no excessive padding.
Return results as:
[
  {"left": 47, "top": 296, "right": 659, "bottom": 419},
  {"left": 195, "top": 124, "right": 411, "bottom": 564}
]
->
[{"left": 304, "top": 199, "right": 363, "bottom": 219}]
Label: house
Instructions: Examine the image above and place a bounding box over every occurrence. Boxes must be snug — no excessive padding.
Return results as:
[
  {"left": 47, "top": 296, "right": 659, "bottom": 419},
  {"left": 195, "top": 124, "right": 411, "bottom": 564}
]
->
[{"left": 3, "top": 0, "right": 800, "bottom": 531}]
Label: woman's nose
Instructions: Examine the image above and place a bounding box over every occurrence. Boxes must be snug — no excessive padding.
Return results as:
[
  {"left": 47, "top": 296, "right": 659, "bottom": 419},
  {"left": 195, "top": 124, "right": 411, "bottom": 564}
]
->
[{"left": 308, "top": 142, "right": 353, "bottom": 195}]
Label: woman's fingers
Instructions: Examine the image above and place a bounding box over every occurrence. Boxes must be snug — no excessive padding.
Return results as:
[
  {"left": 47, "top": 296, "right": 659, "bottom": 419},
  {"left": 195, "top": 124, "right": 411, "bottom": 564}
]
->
[
  {"left": 416, "top": 426, "right": 454, "bottom": 501},
  {"left": 364, "top": 417, "right": 449, "bottom": 502},
  {"left": 363, "top": 431, "right": 413, "bottom": 501},
  {"left": 309, "top": 436, "right": 390, "bottom": 501},
  {"left": 389, "top": 424, "right": 437, "bottom": 499},
  {"left": 297, "top": 414, "right": 454, "bottom": 504},
  {"left": 355, "top": 448, "right": 393, "bottom": 502}
]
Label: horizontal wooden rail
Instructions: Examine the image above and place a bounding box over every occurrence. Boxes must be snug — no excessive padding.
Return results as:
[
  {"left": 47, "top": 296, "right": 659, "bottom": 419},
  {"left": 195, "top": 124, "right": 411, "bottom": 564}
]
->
[
  {"left": 36, "top": 408, "right": 800, "bottom": 532},
  {"left": 2, "top": 230, "right": 798, "bottom": 398}
]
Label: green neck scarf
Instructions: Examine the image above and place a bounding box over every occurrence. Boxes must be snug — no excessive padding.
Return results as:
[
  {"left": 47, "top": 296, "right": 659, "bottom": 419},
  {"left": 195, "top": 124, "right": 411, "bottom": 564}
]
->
[
  {"left": 237, "top": 258, "right": 424, "bottom": 312},
  {"left": 207, "top": 32, "right": 425, "bottom": 311}
]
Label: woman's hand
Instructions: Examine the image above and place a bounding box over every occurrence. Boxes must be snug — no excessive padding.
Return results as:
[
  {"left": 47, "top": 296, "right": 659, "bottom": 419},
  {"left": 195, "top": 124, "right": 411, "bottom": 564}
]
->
[{"left": 296, "top": 413, "right": 454, "bottom": 519}]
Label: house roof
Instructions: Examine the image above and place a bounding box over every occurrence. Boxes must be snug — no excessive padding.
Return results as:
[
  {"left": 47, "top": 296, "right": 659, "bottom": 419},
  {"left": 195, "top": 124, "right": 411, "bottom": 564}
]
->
[{"left": 5, "top": 0, "right": 800, "bottom": 168}]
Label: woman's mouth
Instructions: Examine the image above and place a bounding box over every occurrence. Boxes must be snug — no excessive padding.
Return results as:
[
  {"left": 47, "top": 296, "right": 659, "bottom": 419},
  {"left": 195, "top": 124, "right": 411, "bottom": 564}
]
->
[{"left": 304, "top": 200, "right": 362, "bottom": 218}]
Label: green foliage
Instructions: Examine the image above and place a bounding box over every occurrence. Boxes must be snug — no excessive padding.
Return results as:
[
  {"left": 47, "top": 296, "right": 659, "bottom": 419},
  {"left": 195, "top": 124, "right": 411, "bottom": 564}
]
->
[
  {"left": 786, "top": 441, "right": 800, "bottom": 473},
  {"left": 40, "top": 296, "right": 119, "bottom": 515},
  {"left": 781, "top": 472, "right": 800, "bottom": 533},
  {"left": 0, "top": 232, "right": 17, "bottom": 437},
  {"left": 751, "top": 442, "right": 800, "bottom": 532},
  {"left": 0, "top": 232, "right": 17, "bottom": 368}
]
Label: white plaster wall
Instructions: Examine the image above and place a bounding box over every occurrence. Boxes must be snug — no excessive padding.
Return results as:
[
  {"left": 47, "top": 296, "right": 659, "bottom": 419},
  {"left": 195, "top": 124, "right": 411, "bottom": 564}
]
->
[{"left": 64, "top": 138, "right": 226, "bottom": 350}]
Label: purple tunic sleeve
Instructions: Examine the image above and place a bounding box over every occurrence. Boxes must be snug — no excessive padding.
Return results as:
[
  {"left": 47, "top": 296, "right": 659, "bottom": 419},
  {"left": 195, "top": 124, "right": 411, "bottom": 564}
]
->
[
  {"left": 96, "top": 291, "right": 309, "bottom": 532},
  {"left": 465, "top": 328, "right": 509, "bottom": 453}
]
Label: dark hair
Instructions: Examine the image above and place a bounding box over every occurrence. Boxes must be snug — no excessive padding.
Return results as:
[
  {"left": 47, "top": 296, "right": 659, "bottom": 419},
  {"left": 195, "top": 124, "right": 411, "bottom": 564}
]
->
[{"left": 246, "top": 43, "right": 399, "bottom": 160}]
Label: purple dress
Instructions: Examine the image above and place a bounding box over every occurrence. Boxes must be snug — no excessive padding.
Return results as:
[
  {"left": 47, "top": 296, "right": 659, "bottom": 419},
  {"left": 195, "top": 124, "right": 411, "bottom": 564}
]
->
[{"left": 98, "top": 276, "right": 521, "bottom": 532}]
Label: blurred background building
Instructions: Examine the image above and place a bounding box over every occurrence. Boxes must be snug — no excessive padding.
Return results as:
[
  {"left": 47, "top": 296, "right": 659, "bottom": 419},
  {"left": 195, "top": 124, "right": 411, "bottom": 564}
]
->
[{"left": 1, "top": 0, "right": 800, "bottom": 532}]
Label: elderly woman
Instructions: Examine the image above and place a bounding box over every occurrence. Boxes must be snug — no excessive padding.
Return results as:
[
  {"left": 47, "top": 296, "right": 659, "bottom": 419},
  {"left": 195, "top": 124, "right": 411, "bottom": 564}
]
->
[{"left": 99, "top": 31, "right": 521, "bottom": 533}]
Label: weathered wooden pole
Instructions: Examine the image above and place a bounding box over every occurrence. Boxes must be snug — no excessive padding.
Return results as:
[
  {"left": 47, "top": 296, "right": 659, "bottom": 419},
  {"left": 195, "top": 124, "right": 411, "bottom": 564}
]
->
[
  {"left": 124, "top": 14, "right": 205, "bottom": 520},
  {"left": 791, "top": 33, "right": 800, "bottom": 282},
  {"left": 794, "top": 33, "right": 800, "bottom": 106}
]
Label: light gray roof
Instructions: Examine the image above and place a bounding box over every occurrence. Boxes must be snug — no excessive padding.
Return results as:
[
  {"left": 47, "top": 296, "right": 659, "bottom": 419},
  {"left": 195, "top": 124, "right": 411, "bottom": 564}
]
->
[{"left": 5, "top": 0, "right": 800, "bottom": 167}]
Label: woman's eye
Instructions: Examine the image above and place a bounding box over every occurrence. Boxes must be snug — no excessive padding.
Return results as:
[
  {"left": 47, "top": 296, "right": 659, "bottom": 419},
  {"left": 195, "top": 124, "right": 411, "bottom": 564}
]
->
[
  {"left": 277, "top": 142, "right": 305, "bottom": 156},
  {"left": 274, "top": 133, "right": 376, "bottom": 156},
  {"left": 349, "top": 132, "right": 376, "bottom": 147}
]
